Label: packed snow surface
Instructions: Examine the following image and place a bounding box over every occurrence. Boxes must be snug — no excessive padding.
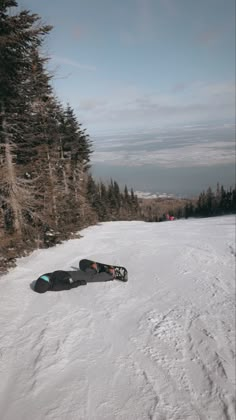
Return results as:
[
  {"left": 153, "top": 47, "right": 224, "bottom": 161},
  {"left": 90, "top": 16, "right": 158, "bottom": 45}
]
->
[{"left": 0, "top": 216, "right": 235, "bottom": 420}]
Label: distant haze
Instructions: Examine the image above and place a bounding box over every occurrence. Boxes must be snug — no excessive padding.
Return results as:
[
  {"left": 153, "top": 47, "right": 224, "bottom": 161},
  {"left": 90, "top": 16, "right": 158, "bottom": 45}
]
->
[
  {"left": 91, "top": 162, "right": 235, "bottom": 198},
  {"left": 91, "top": 123, "right": 235, "bottom": 197}
]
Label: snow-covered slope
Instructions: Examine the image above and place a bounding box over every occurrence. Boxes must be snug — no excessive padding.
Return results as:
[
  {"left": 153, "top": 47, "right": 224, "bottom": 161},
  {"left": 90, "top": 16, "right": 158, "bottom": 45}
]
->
[{"left": 0, "top": 216, "right": 235, "bottom": 420}]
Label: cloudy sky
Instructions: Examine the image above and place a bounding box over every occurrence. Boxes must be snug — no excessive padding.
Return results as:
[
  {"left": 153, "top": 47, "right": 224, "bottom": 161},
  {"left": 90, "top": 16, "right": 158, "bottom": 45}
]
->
[
  {"left": 17, "top": 0, "right": 235, "bottom": 194},
  {"left": 18, "top": 0, "right": 235, "bottom": 131}
]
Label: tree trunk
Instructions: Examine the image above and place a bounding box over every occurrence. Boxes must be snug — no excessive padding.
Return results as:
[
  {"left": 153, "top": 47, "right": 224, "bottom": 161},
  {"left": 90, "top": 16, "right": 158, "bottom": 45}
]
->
[
  {"left": 47, "top": 150, "right": 58, "bottom": 227},
  {"left": 2, "top": 106, "right": 23, "bottom": 236},
  {"left": 63, "top": 168, "right": 69, "bottom": 195}
]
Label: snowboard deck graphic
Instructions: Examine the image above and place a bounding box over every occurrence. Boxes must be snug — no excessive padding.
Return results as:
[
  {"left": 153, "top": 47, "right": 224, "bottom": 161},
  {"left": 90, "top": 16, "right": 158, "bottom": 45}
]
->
[{"left": 79, "top": 259, "right": 128, "bottom": 282}]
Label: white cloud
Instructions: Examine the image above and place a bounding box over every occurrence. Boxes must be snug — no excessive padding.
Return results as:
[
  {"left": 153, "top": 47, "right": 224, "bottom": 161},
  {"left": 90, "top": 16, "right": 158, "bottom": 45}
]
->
[
  {"left": 90, "top": 122, "right": 235, "bottom": 169},
  {"left": 76, "top": 81, "right": 235, "bottom": 132},
  {"left": 51, "top": 55, "right": 96, "bottom": 71},
  {"left": 91, "top": 141, "right": 235, "bottom": 168},
  {"left": 79, "top": 99, "right": 107, "bottom": 111}
]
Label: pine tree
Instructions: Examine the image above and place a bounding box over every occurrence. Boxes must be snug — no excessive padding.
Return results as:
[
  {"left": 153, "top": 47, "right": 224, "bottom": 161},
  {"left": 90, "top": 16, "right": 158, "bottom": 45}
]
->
[
  {"left": 98, "top": 182, "right": 109, "bottom": 220},
  {"left": 0, "top": 0, "right": 52, "bottom": 236},
  {"left": 60, "top": 105, "right": 92, "bottom": 166},
  {"left": 206, "top": 187, "right": 214, "bottom": 215},
  {"left": 16, "top": 48, "right": 56, "bottom": 166}
]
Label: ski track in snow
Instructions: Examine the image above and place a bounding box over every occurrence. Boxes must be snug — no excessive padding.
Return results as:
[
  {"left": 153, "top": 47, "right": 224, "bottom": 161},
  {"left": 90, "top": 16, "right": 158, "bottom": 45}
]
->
[{"left": 0, "top": 216, "right": 235, "bottom": 420}]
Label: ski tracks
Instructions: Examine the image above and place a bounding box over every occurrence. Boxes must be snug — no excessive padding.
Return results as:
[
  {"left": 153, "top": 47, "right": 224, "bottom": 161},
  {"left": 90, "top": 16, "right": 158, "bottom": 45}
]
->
[
  {"left": 125, "top": 229, "right": 235, "bottom": 420},
  {"left": 128, "top": 301, "right": 235, "bottom": 420},
  {"left": 0, "top": 293, "right": 96, "bottom": 420},
  {"left": 183, "top": 308, "right": 235, "bottom": 420}
]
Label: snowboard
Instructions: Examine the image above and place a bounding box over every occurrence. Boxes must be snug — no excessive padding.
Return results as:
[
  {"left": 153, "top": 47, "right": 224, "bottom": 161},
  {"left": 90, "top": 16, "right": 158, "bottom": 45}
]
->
[{"left": 79, "top": 259, "right": 128, "bottom": 282}]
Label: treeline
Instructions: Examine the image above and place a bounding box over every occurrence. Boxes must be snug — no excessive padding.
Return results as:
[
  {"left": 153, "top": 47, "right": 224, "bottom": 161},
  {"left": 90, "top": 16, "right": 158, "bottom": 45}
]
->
[
  {"left": 184, "top": 184, "right": 236, "bottom": 219},
  {"left": 140, "top": 184, "right": 236, "bottom": 222},
  {"left": 87, "top": 177, "right": 140, "bottom": 221},
  {"left": 0, "top": 1, "right": 141, "bottom": 271}
]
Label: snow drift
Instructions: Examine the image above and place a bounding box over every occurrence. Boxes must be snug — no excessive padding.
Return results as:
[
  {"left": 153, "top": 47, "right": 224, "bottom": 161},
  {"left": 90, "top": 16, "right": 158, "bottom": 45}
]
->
[{"left": 0, "top": 216, "right": 235, "bottom": 420}]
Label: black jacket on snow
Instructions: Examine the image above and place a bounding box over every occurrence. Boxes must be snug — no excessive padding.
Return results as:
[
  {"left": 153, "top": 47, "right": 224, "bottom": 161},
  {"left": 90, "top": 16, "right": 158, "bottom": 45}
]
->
[{"left": 34, "top": 269, "right": 113, "bottom": 293}]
